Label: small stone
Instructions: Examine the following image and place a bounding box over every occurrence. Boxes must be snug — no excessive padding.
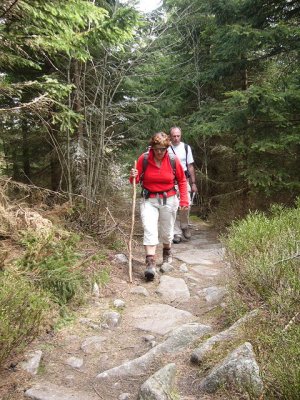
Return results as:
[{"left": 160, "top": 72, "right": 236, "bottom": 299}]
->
[
  {"left": 79, "top": 318, "right": 101, "bottom": 330},
  {"left": 119, "top": 393, "right": 130, "bottom": 400},
  {"left": 179, "top": 263, "right": 188, "bottom": 273},
  {"left": 92, "top": 282, "right": 100, "bottom": 297},
  {"left": 102, "top": 311, "right": 121, "bottom": 328},
  {"left": 113, "top": 299, "right": 125, "bottom": 309},
  {"left": 160, "top": 263, "right": 174, "bottom": 273},
  {"left": 200, "top": 286, "right": 227, "bottom": 304},
  {"left": 81, "top": 336, "right": 106, "bottom": 353},
  {"left": 142, "top": 335, "right": 155, "bottom": 342},
  {"left": 130, "top": 286, "right": 149, "bottom": 297},
  {"left": 19, "top": 350, "right": 42, "bottom": 375},
  {"left": 114, "top": 254, "right": 128, "bottom": 264},
  {"left": 66, "top": 356, "right": 83, "bottom": 369}
]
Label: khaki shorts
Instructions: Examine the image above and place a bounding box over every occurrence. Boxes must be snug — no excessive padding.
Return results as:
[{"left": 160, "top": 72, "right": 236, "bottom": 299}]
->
[{"left": 140, "top": 195, "right": 179, "bottom": 245}]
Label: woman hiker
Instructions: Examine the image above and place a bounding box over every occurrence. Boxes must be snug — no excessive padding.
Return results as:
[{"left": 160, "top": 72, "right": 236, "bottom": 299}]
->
[{"left": 130, "top": 132, "right": 189, "bottom": 281}]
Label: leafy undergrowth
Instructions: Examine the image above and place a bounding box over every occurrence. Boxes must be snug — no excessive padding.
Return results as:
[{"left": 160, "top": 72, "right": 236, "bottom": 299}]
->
[
  {"left": 223, "top": 199, "right": 300, "bottom": 399},
  {"left": 0, "top": 213, "right": 112, "bottom": 368}
]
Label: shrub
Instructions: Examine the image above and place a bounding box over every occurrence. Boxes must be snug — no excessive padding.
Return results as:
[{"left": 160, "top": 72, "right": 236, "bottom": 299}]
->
[
  {"left": 0, "top": 272, "right": 49, "bottom": 365},
  {"left": 223, "top": 200, "right": 300, "bottom": 398},
  {"left": 18, "top": 230, "right": 85, "bottom": 305},
  {"left": 223, "top": 202, "right": 300, "bottom": 311}
]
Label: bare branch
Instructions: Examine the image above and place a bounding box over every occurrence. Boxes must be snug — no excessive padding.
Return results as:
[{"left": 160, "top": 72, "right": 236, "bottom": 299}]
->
[{"left": 0, "top": 94, "right": 50, "bottom": 113}]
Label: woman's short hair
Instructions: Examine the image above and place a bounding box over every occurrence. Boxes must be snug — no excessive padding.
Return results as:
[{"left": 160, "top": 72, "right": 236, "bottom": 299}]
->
[{"left": 149, "top": 132, "right": 171, "bottom": 147}]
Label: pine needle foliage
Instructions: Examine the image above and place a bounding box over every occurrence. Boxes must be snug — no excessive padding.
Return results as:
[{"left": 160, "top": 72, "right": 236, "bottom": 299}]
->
[{"left": 126, "top": 0, "right": 300, "bottom": 214}]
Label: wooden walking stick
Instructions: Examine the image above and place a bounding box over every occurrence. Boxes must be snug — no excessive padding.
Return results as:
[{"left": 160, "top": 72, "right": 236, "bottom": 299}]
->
[{"left": 128, "top": 160, "right": 137, "bottom": 283}]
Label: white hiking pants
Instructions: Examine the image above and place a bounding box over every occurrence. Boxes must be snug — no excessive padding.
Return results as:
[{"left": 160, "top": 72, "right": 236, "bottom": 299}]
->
[{"left": 140, "top": 195, "right": 179, "bottom": 245}]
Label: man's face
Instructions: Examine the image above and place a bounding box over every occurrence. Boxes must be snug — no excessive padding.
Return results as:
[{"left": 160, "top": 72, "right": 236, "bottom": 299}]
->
[{"left": 170, "top": 128, "right": 181, "bottom": 145}]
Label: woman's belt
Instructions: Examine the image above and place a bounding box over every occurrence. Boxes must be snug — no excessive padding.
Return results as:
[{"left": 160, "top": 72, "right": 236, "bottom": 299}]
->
[{"left": 141, "top": 187, "right": 176, "bottom": 205}]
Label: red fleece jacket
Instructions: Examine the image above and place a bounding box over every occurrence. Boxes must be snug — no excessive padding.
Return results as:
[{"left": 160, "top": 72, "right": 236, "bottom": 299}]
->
[{"left": 130, "top": 149, "right": 189, "bottom": 207}]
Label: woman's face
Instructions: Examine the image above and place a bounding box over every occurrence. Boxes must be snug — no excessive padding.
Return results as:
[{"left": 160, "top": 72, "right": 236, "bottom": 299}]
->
[{"left": 152, "top": 145, "right": 167, "bottom": 160}]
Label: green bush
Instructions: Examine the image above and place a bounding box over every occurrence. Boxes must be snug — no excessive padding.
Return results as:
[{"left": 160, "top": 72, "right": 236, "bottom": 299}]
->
[
  {"left": 223, "top": 200, "right": 300, "bottom": 398},
  {"left": 18, "top": 231, "right": 85, "bottom": 305},
  {"left": 224, "top": 202, "right": 300, "bottom": 311},
  {"left": 0, "top": 272, "right": 49, "bottom": 365}
]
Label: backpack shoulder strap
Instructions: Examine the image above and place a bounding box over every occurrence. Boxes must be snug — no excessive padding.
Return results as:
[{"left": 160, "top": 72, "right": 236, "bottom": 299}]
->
[
  {"left": 142, "top": 152, "right": 149, "bottom": 173},
  {"left": 184, "top": 143, "right": 188, "bottom": 169},
  {"left": 168, "top": 152, "right": 176, "bottom": 176},
  {"left": 140, "top": 152, "right": 149, "bottom": 186}
]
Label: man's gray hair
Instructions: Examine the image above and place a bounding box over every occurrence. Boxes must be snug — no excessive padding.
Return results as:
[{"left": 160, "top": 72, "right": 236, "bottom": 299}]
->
[{"left": 169, "top": 126, "right": 181, "bottom": 134}]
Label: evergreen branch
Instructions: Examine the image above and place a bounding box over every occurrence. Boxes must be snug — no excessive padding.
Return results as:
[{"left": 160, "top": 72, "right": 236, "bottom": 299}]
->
[{"left": 248, "top": 118, "right": 300, "bottom": 124}]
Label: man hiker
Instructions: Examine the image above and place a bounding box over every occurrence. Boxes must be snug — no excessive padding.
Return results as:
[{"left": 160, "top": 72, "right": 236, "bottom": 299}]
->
[{"left": 169, "top": 126, "right": 198, "bottom": 243}]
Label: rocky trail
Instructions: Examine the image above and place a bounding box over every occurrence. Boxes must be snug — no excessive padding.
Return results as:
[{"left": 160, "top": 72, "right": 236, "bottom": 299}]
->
[{"left": 9, "top": 221, "right": 263, "bottom": 400}]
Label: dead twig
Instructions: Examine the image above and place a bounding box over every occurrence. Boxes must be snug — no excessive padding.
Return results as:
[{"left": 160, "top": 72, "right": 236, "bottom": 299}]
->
[
  {"left": 71, "top": 252, "right": 100, "bottom": 271},
  {"left": 92, "top": 383, "right": 104, "bottom": 399},
  {"left": 283, "top": 312, "right": 299, "bottom": 332},
  {"left": 274, "top": 252, "right": 300, "bottom": 265}
]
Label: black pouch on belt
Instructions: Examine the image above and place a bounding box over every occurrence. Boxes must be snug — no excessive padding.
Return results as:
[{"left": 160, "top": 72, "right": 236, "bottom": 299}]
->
[{"left": 141, "top": 188, "right": 151, "bottom": 199}]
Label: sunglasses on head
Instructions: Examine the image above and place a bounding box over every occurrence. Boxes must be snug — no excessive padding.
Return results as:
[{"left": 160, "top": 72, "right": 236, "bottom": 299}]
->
[{"left": 153, "top": 147, "right": 167, "bottom": 152}]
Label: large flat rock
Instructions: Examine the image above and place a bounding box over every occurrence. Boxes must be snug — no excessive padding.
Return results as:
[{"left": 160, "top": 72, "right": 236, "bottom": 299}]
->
[
  {"left": 25, "top": 382, "right": 98, "bottom": 400},
  {"left": 175, "top": 248, "right": 223, "bottom": 264},
  {"left": 128, "top": 303, "right": 194, "bottom": 335},
  {"left": 156, "top": 276, "right": 190, "bottom": 303}
]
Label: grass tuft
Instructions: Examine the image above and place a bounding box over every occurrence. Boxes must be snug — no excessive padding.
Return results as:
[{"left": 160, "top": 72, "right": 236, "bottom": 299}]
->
[{"left": 223, "top": 199, "right": 300, "bottom": 398}]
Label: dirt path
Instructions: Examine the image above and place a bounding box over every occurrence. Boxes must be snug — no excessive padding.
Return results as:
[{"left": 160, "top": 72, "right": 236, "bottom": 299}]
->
[{"left": 9, "top": 221, "right": 228, "bottom": 400}]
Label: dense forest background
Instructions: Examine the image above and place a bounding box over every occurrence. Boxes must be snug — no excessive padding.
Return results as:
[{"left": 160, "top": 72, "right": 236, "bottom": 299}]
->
[{"left": 0, "top": 0, "right": 299, "bottom": 223}]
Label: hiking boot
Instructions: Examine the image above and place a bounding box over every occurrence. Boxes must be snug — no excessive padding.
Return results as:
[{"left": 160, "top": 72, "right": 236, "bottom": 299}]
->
[
  {"left": 173, "top": 234, "right": 181, "bottom": 244},
  {"left": 182, "top": 227, "right": 191, "bottom": 239},
  {"left": 162, "top": 248, "right": 172, "bottom": 264},
  {"left": 145, "top": 255, "right": 156, "bottom": 281}
]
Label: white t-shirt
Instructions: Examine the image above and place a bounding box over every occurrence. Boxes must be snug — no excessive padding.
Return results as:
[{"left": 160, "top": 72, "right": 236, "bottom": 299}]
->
[{"left": 168, "top": 142, "right": 194, "bottom": 172}]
